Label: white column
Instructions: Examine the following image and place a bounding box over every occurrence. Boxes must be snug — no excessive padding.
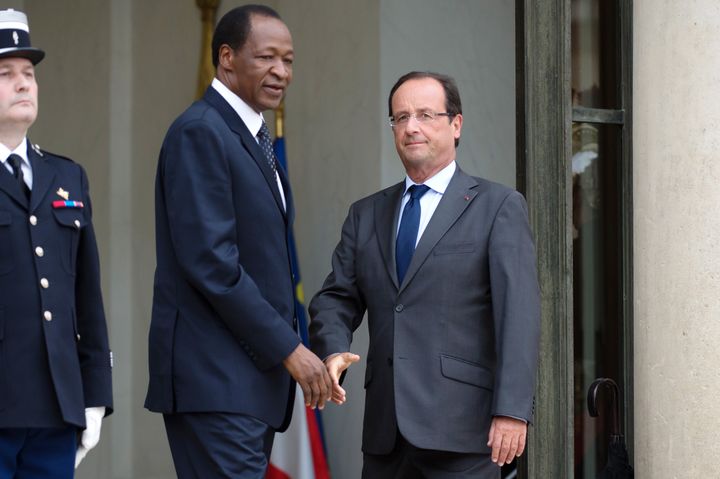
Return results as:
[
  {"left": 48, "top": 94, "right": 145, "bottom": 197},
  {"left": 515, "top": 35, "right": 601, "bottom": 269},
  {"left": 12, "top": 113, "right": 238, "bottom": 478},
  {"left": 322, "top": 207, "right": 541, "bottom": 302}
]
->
[{"left": 634, "top": 1, "right": 720, "bottom": 477}]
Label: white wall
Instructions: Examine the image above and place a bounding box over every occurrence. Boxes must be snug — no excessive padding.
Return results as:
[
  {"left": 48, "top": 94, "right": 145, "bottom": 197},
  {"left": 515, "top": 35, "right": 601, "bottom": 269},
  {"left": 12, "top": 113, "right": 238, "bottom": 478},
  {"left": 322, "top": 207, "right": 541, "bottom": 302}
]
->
[
  {"left": 380, "top": 0, "right": 516, "bottom": 188},
  {"left": 633, "top": 1, "right": 720, "bottom": 477}
]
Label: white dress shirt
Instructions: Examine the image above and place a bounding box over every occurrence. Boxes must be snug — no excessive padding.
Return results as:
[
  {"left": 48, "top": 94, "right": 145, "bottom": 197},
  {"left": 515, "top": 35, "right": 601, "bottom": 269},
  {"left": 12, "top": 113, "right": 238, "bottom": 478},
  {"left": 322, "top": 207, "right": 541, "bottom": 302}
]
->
[
  {"left": 211, "top": 78, "right": 286, "bottom": 211},
  {"left": 397, "top": 160, "right": 457, "bottom": 246},
  {"left": 0, "top": 137, "right": 32, "bottom": 189}
]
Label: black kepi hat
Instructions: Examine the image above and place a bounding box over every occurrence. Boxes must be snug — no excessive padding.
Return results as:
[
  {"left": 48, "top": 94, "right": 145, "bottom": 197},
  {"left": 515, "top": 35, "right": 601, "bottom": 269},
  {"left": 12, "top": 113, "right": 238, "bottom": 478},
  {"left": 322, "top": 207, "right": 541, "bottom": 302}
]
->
[{"left": 0, "top": 9, "right": 44, "bottom": 65}]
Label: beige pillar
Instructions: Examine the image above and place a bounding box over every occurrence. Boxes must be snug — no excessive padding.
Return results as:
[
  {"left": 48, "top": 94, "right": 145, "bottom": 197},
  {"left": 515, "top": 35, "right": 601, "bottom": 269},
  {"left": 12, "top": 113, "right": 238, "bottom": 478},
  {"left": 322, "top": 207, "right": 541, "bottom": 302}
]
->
[{"left": 634, "top": 1, "right": 720, "bottom": 477}]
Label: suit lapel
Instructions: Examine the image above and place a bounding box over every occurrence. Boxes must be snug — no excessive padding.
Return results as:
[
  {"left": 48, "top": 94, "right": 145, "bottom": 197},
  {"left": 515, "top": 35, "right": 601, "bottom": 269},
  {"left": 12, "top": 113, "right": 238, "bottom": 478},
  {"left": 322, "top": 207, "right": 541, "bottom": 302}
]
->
[
  {"left": 399, "top": 168, "right": 478, "bottom": 293},
  {"left": 277, "top": 162, "right": 294, "bottom": 225},
  {"left": 203, "top": 87, "right": 287, "bottom": 219},
  {"left": 375, "top": 182, "right": 404, "bottom": 290},
  {"left": 0, "top": 160, "right": 27, "bottom": 208},
  {"left": 28, "top": 144, "right": 56, "bottom": 213}
]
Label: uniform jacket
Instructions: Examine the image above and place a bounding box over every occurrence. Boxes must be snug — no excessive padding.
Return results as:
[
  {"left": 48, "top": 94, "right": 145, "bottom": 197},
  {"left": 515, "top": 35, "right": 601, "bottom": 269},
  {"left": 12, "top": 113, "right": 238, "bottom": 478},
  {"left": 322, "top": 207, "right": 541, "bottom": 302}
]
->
[
  {"left": 0, "top": 144, "right": 112, "bottom": 428},
  {"left": 309, "top": 166, "right": 540, "bottom": 454},
  {"left": 145, "top": 87, "right": 300, "bottom": 431}
]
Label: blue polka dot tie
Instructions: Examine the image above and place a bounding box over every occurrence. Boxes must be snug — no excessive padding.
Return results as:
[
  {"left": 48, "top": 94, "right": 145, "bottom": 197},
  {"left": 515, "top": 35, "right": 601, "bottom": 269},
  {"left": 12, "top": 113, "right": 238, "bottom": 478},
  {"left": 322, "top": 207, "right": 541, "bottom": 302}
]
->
[
  {"left": 396, "top": 184, "right": 430, "bottom": 285},
  {"left": 257, "top": 122, "right": 278, "bottom": 174}
]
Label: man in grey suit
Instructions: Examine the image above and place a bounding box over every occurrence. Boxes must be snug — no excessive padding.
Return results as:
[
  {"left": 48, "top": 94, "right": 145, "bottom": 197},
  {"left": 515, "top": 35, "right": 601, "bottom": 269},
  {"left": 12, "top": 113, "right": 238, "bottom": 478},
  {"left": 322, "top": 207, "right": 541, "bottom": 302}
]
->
[{"left": 309, "top": 71, "right": 541, "bottom": 478}]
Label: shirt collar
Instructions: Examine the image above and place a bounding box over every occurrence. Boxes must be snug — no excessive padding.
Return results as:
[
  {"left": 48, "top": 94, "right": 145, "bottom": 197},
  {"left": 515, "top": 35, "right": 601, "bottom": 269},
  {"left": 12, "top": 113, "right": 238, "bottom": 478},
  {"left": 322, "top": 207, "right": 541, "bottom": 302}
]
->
[
  {"left": 211, "top": 78, "right": 265, "bottom": 137},
  {"left": 403, "top": 160, "right": 456, "bottom": 195},
  {"left": 0, "top": 137, "right": 29, "bottom": 168}
]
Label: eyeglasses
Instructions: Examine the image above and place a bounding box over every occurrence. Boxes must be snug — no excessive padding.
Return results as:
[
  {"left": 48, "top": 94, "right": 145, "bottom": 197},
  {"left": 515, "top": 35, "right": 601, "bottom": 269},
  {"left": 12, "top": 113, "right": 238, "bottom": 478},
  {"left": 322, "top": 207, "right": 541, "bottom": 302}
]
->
[{"left": 389, "top": 111, "right": 453, "bottom": 128}]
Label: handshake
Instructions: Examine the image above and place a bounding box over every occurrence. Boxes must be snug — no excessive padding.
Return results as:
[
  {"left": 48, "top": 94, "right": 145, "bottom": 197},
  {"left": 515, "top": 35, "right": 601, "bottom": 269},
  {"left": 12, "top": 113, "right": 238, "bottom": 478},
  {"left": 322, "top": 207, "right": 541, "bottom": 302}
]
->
[{"left": 282, "top": 344, "right": 360, "bottom": 410}]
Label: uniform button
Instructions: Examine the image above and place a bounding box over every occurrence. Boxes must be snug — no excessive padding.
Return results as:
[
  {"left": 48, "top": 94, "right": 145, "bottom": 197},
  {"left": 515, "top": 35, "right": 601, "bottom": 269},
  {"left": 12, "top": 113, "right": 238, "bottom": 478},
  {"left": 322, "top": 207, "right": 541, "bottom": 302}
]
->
[
  {"left": 74, "top": 219, "right": 81, "bottom": 228},
  {"left": 395, "top": 304, "right": 404, "bottom": 312},
  {"left": 40, "top": 278, "right": 49, "bottom": 288},
  {"left": 43, "top": 310, "right": 52, "bottom": 321},
  {"left": 76, "top": 334, "right": 81, "bottom": 341},
  {"left": 35, "top": 246, "right": 44, "bottom": 257},
  {"left": 29, "top": 215, "right": 37, "bottom": 225}
]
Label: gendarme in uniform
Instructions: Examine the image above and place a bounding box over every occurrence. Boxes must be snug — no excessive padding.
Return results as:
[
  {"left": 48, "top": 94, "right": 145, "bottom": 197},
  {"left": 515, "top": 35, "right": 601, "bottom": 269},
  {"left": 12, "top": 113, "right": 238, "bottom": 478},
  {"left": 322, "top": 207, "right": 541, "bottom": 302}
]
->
[{"left": 0, "top": 9, "right": 112, "bottom": 477}]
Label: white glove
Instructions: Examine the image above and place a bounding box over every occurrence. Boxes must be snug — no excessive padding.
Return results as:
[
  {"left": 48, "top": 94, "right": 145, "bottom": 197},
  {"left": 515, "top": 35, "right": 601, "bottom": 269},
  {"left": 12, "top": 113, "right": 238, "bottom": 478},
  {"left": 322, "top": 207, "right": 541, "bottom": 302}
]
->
[{"left": 75, "top": 406, "right": 105, "bottom": 468}]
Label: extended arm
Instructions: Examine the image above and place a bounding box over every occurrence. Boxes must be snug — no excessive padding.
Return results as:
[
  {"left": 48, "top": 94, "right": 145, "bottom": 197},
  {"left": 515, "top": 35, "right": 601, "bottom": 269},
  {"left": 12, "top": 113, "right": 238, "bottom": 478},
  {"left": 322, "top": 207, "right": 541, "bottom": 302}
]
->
[{"left": 309, "top": 203, "right": 368, "bottom": 398}]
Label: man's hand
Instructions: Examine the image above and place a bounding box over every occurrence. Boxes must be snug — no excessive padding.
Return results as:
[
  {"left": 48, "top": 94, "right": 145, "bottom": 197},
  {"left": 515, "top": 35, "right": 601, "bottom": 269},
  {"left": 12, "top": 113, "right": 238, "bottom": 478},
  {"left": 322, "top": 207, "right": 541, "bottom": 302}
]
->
[
  {"left": 325, "top": 352, "right": 360, "bottom": 404},
  {"left": 283, "top": 344, "right": 333, "bottom": 410},
  {"left": 75, "top": 407, "right": 105, "bottom": 468},
  {"left": 487, "top": 416, "right": 527, "bottom": 466}
]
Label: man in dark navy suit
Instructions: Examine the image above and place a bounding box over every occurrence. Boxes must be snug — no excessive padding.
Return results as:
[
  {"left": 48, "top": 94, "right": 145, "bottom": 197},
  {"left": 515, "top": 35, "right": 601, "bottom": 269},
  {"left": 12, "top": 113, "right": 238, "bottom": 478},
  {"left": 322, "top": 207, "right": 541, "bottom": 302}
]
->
[
  {"left": 146, "top": 5, "right": 331, "bottom": 477},
  {"left": 0, "top": 8, "right": 113, "bottom": 478}
]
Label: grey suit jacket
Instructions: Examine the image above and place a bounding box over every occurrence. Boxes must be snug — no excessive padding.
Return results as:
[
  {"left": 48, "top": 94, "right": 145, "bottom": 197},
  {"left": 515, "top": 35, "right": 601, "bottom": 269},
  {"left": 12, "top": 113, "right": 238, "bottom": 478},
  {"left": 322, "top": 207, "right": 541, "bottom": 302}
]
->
[{"left": 309, "top": 166, "right": 540, "bottom": 455}]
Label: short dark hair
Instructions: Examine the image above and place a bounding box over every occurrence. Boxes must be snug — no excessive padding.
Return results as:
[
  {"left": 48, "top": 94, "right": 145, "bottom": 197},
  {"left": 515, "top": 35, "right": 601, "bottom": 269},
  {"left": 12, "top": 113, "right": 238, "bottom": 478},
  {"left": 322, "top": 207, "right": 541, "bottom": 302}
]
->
[
  {"left": 211, "top": 4, "right": 282, "bottom": 68},
  {"left": 388, "top": 71, "right": 462, "bottom": 147},
  {"left": 388, "top": 71, "right": 462, "bottom": 118}
]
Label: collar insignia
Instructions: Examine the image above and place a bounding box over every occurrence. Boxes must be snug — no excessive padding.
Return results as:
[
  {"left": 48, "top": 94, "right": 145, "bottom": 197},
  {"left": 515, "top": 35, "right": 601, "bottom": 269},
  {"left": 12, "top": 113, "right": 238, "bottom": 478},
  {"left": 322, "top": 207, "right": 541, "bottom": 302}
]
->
[{"left": 31, "top": 143, "right": 43, "bottom": 157}]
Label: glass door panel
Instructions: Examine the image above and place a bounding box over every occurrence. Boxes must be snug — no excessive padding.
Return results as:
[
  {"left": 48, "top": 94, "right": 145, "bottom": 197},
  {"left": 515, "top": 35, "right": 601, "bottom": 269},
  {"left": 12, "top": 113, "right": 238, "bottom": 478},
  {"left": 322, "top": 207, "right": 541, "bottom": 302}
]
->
[
  {"left": 571, "top": 0, "right": 630, "bottom": 475},
  {"left": 572, "top": 122, "right": 624, "bottom": 477},
  {"left": 571, "top": 0, "right": 620, "bottom": 109}
]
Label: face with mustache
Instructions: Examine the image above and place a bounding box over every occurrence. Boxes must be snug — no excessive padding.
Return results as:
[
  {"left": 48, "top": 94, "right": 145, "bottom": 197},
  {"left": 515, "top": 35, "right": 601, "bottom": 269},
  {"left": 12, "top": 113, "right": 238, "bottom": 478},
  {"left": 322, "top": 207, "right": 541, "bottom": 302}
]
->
[
  {"left": 217, "top": 14, "right": 294, "bottom": 113},
  {"left": 390, "top": 78, "right": 462, "bottom": 183},
  {"left": 0, "top": 57, "right": 38, "bottom": 134}
]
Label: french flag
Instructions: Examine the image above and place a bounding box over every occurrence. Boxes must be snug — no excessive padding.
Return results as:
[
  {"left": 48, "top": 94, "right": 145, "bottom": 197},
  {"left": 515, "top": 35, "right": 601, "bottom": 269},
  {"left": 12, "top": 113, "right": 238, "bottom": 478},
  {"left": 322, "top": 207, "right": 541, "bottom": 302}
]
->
[{"left": 266, "top": 392, "right": 331, "bottom": 479}]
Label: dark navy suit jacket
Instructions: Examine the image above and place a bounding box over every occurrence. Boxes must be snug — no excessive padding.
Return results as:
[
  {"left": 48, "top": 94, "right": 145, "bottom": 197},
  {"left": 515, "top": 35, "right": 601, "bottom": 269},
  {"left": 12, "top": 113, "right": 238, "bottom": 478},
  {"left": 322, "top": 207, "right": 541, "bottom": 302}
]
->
[
  {"left": 145, "top": 87, "right": 300, "bottom": 431},
  {"left": 0, "top": 144, "right": 112, "bottom": 428}
]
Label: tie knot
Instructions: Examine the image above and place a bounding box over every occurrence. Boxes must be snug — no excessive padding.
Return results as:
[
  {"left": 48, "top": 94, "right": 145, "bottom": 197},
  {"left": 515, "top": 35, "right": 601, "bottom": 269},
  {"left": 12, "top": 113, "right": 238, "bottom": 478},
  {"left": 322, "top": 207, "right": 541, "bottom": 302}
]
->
[
  {"left": 408, "top": 184, "right": 430, "bottom": 200},
  {"left": 258, "top": 122, "right": 271, "bottom": 140},
  {"left": 7, "top": 154, "right": 22, "bottom": 170}
]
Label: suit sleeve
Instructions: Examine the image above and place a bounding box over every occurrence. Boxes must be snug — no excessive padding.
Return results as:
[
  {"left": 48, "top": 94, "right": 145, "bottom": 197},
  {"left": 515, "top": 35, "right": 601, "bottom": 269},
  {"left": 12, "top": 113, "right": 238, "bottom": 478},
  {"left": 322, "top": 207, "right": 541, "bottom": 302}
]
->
[
  {"left": 488, "top": 191, "right": 540, "bottom": 422},
  {"left": 162, "top": 120, "right": 299, "bottom": 370},
  {"left": 75, "top": 165, "right": 113, "bottom": 414},
  {"left": 309, "top": 203, "right": 367, "bottom": 360}
]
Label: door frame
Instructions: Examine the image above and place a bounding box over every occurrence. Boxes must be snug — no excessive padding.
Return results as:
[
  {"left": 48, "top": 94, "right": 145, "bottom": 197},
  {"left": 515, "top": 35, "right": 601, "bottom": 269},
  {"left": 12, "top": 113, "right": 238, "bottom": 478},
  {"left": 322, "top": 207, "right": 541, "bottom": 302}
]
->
[
  {"left": 516, "top": 0, "right": 574, "bottom": 476},
  {"left": 515, "top": 0, "right": 634, "bottom": 476}
]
